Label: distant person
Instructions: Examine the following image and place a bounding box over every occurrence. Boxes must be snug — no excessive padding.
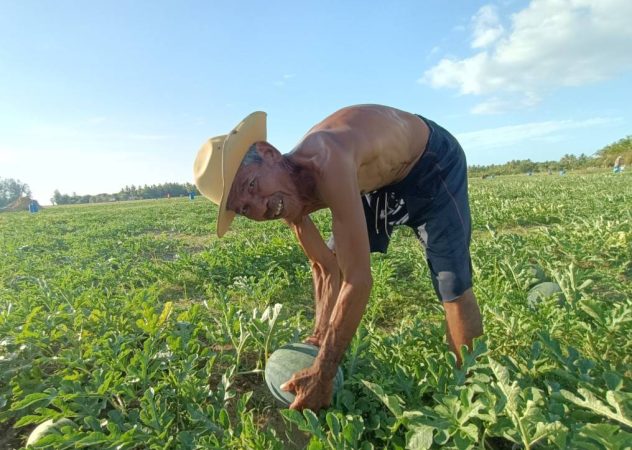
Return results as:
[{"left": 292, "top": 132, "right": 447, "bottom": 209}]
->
[
  {"left": 28, "top": 200, "right": 39, "bottom": 213},
  {"left": 194, "top": 105, "right": 483, "bottom": 411},
  {"left": 613, "top": 155, "right": 624, "bottom": 173}
]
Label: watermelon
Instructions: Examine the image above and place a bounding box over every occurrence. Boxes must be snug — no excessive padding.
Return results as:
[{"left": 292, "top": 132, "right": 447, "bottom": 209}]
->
[
  {"left": 27, "top": 418, "right": 76, "bottom": 446},
  {"left": 521, "top": 263, "right": 546, "bottom": 288},
  {"left": 527, "top": 282, "right": 564, "bottom": 307},
  {"left": 265, "top": 342, "right": 344, "bottom": 407}
]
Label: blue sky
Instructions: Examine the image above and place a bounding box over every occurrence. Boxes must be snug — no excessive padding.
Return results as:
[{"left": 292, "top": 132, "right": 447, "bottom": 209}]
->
[{"left": 1, "top": 0, "right": 631, "bottom": 203}]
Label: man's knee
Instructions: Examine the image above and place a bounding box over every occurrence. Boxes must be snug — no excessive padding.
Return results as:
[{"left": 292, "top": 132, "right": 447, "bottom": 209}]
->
[
  {"left": 443, "top": 289, "right": 483, "bottom": 332},
  {"left": 431, "top": 268, "right": 472, "bottom": 302}
]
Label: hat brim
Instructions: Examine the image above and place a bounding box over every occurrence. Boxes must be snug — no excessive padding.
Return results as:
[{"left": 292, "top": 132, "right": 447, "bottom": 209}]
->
[{"left": 216, "top": 111, "right": 267, "bottom": 237}]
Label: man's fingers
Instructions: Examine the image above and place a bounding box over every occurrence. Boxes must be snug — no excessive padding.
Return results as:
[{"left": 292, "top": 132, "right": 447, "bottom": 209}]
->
[
  {"left": 280, "top": 379, "right": 295, "bottom": 392},
  {"left": 289, "top": 397, "right": 302, "bottom": 410},
  {"left": 289, "top": 395, "right": 313, "bottom": 411},
  {"left": 304, "top": 336, "right": 320, "bottom": 347}
]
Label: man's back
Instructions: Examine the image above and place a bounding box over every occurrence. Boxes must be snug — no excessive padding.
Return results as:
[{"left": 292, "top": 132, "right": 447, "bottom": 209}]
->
[{"left": 291, "top": 105, "right": 430, "bottom": 194}]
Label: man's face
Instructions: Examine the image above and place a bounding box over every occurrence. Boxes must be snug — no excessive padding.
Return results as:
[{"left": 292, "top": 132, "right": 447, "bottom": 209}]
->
[{"left": 226, "top": 143, "right": 300, "bottom": 222}]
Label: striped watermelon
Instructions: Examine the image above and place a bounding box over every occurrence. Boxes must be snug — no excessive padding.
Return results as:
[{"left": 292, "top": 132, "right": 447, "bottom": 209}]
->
[
  {"left": 527, "top": 281, "right": 564, "bottom": 307},
  {"left": 27, "top": 419, "right": 76, "bottom": 446},
  {"left": 522, "top": 263, "right": 547, "bottom": 288},
  {"left": 264, "top": 342, "right": 344, "bottom": 407}
]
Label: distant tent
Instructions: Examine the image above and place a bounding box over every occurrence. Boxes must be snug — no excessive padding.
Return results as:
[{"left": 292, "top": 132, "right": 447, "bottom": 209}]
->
[{"left": 0, "top": 197, "right": 39, "bottom": 213}]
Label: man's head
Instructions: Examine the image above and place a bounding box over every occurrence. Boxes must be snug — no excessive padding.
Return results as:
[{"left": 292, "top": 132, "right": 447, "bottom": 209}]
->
[
  {"left": 194, "top": 111, "right": 313, "bottom": 237},
  {"left": 226, "top": 141, "right": 305, "bottom": 223},
  {"left": 193, "top": 111, "right": 267, "bottom": 237}
]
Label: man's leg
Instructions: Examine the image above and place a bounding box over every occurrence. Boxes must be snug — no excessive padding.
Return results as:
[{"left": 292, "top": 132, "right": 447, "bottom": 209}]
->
[
  {"left": 442, "top": 288, "right": 483, "bottom": 365},
  {"left": 405, "top": 118, "right": 481, "bottom": 365}
]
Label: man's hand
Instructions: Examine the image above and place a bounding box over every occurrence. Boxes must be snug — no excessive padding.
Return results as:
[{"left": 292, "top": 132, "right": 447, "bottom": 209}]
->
[
  {"left": 280, "top": 366, "right": 333, "bottom": 411},
  {"left": 303, "top": 335, "right": 321, "bottom": 347}
]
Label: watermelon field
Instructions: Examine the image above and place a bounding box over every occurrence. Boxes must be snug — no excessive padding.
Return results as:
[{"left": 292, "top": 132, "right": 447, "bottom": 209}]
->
[{"left": 0, "top": 172, "right": 630, "bottom": 449}]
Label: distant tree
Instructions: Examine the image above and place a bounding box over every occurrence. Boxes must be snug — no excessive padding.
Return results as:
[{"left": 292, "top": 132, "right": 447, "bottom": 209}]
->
[
  {"left": 51, "top": 182, "right": 200, "bottom": 205},
  {"left": 0, "top": 178, "right": 31, "bottom": 208},
  {"left": 594, "top": 136, "right": 632, "bottom": 167},
  {"left": 468, "top": 135, "right": 632, "bottom": 177}
]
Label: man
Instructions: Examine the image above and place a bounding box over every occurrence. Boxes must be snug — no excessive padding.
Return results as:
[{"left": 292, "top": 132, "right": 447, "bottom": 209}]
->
[
  {"left": 613, "top": 155, "right": 623, "bottom": 173},
  {"left": 194, "top": 105, "right": 483, "bottom": 411}
]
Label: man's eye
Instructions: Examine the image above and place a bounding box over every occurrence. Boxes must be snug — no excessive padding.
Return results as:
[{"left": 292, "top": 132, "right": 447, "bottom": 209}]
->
[{"left": 249, "top": 179, "right": 256, "bottom": 189}]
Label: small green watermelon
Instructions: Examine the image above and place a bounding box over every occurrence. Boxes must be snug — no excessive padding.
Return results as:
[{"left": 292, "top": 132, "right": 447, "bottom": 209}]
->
[
  {"left": 27, "top": 418, "right": 76, "bottom": 446},
  {"left": 527, "top": 282, "right": 563, "bottom": 307},
  {"left": 521, "top": 264, "right": 546, "bottom": 288},
  {"left": 265, "top": 342, "right": 344, "bottom": 407}
]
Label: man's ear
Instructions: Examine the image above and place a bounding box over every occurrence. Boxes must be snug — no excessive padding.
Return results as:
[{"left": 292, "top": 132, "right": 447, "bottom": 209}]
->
[{"left": 256, "top": 141, "right": 283, "bottom": 162}]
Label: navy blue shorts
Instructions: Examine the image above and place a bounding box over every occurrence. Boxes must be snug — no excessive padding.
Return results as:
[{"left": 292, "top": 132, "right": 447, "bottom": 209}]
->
[{"left": 357, "top": 115, "right": 472, "bottom": 301}]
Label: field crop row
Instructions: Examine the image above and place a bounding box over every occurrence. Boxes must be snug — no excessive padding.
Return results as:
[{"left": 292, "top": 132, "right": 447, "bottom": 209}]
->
[{"left": 0, "top": 173, "right": 630, "bottom": 449}]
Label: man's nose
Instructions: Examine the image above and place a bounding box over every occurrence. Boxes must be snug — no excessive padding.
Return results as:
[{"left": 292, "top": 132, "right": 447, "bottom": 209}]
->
[{"left": 244, "top": 197, "right": 266, "bottom": 219}]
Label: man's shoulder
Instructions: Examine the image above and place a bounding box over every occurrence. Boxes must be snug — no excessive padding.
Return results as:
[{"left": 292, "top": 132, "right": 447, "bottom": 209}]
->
[{"left": 293, "top": 131, "right": 356, "bottom": 171}]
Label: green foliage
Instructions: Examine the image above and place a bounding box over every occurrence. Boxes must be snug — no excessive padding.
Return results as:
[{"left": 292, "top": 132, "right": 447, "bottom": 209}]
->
[
  {"left": 0, "top": 177, "right": 31, "bottom": 208},
  {"left": 0, "top": 173, "right": 630, "bottom": 448},
  {"left": 469, "top": 134, "right": 631, "bottom": 177},
  {"left": 51, "top": 182, "right": 199, "bottom": 205},
  {"left": 594, "top": 135, "right": 632, "bottom": 167}
]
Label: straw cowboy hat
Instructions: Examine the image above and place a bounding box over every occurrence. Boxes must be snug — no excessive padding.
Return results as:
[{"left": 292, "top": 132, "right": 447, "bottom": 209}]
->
[{"left": 193, "top": 111, "right": 267, "bottom": 237}]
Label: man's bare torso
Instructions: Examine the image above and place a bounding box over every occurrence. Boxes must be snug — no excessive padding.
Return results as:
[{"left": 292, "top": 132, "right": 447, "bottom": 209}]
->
[{"left": 290, "top": 104, "right": 430, "bottom": 197}]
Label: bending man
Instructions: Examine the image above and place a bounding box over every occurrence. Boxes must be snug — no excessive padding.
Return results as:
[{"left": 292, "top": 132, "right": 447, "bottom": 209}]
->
[{"left": 194, "top": 104, "right": 483, "bottom": 411}]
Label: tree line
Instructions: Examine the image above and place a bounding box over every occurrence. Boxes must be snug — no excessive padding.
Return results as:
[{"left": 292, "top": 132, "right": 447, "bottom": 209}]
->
[
  {"left": 51, "top": 182, "right": 200, "bottom": 205},
  {"left": 1, "top": 136, "right": 629, "bottom": 209},
  {"left": 0, "top": 178, "right": 31, "bottom": 209},
  {"left": 469, "top": 136, "right": 630, "bottom": 177}
]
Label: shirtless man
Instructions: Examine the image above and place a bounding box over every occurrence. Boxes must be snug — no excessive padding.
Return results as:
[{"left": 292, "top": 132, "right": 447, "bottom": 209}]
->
[{"left": 193, "top": 104, "right": 483, "bottom": 411}]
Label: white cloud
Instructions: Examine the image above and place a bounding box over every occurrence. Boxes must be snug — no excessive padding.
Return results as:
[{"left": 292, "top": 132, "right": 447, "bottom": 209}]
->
[
  {"left": 0, "top": 148, "right": 17, "bottom": 164},
  {"left": 427, "top": 46, "right": 441, "bottom": 58},
  {"left": 423, "top": 0, "right": 632, "bottom": 113},
  {"left": 470, "top": 92, "right": 540, "bottom": 114},
  {"left": 126, "top": 133, "right": 174, "bottom": 141},
  {"left": 471, "top": 5, "right": 504, "bottom": 48},
  {"left": 274, "top": 73, "right": 296, "bottom": 87},
  {"left": 28, "top": 122, "right": 173, "bottom": 142},
  {"left": 456, "top": 116, "right": 622, "bottom": 151},
  {"left": 87, "top": 116, "right": 107, "bottom": 125}
]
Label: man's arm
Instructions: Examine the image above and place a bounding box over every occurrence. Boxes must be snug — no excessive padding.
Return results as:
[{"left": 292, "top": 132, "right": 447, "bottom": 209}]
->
[
  {"left": 312, "top": 155, "right": 372, "bottom": 380},
  {"left": 288, "top": 215, "right": 341, "bottom": 347},
  {"left": 281, "top": 152, "right": 372, "bottom": 410}
]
